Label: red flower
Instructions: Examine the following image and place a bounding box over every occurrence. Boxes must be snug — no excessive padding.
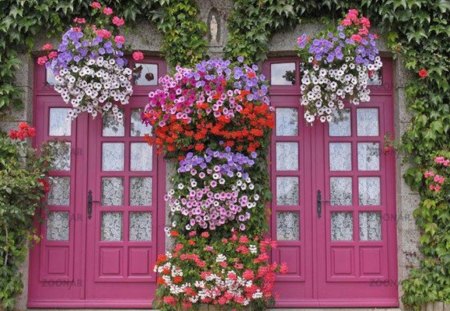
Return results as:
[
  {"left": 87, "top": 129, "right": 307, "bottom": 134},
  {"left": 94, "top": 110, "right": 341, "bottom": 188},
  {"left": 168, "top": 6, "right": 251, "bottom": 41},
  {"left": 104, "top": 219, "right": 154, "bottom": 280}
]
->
[
  {"left": 173, "top": 276, "right": 183, "bottom": 284},
  {"left": 38, "top": 179, "right": 50, "bottom": 194},
  {"left": 418, "top": 68, "right": 428, "bottom": 78},
  {"left": 243, "top": 269, "right": 254, "bottom": 280},
  {"left": 132, "top": 51, "right": 144, "bottom": 61},
  {"left": 163, "top": 296, "right": 176, "bottom": 306},
  {"left": 194, "top": 143, "right": 205, "bottom": 152},
  {"left": 112, "top": 16, "right": 125, "bottom": 27},
  {"left": 170, "top": 230, "right": 179, "bottom": 237},
  {"left": 201, "top": 231, "right": 210, "bottom": 238}
]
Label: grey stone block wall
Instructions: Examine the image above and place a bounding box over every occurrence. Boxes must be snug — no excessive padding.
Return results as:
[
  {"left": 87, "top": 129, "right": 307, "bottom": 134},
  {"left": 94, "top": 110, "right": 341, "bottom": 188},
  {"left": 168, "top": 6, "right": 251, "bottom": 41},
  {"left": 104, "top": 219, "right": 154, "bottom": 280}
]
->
[{"left": 1, "top": 5, "right": 422, "bottom": 310}]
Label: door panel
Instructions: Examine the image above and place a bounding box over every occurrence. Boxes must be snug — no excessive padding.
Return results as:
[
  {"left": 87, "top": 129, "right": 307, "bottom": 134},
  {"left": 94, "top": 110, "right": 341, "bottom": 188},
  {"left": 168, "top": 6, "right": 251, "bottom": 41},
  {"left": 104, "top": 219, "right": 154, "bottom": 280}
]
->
[
  {"left": 29, "top": 58, "right": 166, "bottom": 308},
  {"left": 264, "top": 57, "right": 398, "bottom": 307}
]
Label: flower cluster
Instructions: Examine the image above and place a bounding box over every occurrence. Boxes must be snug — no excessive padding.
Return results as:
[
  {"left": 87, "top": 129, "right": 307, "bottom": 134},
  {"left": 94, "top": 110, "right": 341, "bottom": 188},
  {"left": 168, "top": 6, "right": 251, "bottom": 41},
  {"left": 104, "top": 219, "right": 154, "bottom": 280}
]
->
[
  {"left": 423, "top": 156, "right": 449, "bottom": 193},
  {"left": 37, "top": 2, "right": 133, "bottom": 121},
  {"left": 142, "top": 58, "right": 274, "bottom": 156},
  {"left": 297, "top": 9, "right": 382, "bottom": 123},
  {"left": 154, "top": 231, "right": 287, "bottom": 310},
  {"left": 166, "top": 148, "right": 259, "bottom": 233},
  {"left": 8, "top": 122, "right": 36, "bottom": 141}
]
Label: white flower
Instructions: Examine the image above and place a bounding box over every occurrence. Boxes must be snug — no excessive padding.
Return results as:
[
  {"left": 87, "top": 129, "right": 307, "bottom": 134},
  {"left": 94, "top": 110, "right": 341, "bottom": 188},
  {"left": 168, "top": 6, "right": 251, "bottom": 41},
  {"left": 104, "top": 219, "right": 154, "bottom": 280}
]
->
[{"left": 216, "top": 254, "right": 226, "bottom": 263}]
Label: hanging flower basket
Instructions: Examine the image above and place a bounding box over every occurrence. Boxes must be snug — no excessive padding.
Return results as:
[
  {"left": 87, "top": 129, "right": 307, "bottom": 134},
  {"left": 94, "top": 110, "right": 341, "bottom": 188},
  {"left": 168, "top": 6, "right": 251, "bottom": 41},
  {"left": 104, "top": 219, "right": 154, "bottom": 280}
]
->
[
  {"left": 37, "top": 2, "right": 133, "bottom": 121},
  {"left": 141, "top": 58, "right": 274, "bottom": 157},
  {"left": 296, "top": 9, "right": 382, "bottom": 123}
]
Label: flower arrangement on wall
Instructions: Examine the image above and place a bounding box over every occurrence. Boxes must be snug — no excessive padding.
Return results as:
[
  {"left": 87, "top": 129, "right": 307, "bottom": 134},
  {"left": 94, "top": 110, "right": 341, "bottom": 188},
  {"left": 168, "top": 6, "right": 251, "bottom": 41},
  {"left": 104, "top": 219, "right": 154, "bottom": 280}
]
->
[
  {"left": 37, "top": 2, "right": 140, "bottom": 121},
  {"left": 296, "top": 9, "right": 382, "bottom": 123},
  {"left": 143, "top": 58, "right": 286, "bottom": 310}
]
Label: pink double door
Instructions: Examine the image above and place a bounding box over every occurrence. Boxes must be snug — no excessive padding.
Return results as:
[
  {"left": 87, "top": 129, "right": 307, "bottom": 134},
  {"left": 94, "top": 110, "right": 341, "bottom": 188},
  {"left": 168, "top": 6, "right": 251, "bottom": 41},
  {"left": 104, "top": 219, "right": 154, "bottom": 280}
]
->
[
  {"left": 29, "top": 58, "right": 167, "bottom": 308},
  {"left": 264, "top": 58, "right": 398, "bottom": 307}
]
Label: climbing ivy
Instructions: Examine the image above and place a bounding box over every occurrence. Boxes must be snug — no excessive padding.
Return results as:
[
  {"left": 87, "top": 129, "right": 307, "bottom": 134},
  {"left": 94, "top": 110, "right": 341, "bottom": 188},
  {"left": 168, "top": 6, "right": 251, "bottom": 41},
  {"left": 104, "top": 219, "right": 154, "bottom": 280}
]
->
[{"left": 225, "top": 0, "right": 450, "bottom": 309}]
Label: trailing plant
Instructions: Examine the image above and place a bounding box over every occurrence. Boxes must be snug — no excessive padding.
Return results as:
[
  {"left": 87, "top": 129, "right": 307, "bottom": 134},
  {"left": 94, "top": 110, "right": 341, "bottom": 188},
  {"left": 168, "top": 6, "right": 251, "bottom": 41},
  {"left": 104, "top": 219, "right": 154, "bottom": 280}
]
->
[
  {"left": 296, "top": 9, "right": 382, "bottom": 123},
  {"left": 38, "top": 1, "right": 135, "bottom": 120},
  {"left": 143, "top": 57, "right": 281, "bottom": 309},
  {"left": 0, "top": 0, "right": 207, "bottom": 116},
  {"left": 0, "top": 123, "right": 51, "bottom": 310},
  {"left": 153, "top": 230, "right": 287, "bottom": 310},
  {"left": 142, "top": 58, "right": 273, "bottom": 156}
]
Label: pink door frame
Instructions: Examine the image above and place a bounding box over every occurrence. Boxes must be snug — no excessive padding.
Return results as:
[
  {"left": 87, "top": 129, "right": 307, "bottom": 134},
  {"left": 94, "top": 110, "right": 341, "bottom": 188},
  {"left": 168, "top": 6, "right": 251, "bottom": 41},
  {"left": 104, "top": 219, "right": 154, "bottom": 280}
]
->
[
  {"left": 264, "top": 57, "right": 398, "bottom": 307},
  {"left": 28, "top": 57, "right": 167, "bottom": 308}
]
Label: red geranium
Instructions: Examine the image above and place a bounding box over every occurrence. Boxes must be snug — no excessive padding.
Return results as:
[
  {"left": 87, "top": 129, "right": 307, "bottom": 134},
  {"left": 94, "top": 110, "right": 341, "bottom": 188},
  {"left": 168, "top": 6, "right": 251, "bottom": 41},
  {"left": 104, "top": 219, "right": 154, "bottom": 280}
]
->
[{"left": 418, "top": 68, "right": 428, "bottom": 78}]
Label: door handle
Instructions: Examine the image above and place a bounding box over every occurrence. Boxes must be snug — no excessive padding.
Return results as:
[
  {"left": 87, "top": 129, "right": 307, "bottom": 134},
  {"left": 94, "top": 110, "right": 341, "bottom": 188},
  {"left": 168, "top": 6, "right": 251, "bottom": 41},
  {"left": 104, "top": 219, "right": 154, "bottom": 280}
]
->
[
  {"left": 316, "top": 190, "right": 330, "bottom": 218},
  {"left": 87, "top": 190, "right": 100, "bottom": 220}
]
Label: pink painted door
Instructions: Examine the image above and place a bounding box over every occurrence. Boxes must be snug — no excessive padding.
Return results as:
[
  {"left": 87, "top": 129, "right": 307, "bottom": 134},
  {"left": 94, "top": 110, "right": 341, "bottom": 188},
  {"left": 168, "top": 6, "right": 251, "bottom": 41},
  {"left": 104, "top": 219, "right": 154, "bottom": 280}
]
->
[
  {"left": 264, "top": 58, "right": 398, "bottom": 307},
  {"left": 28, "top": 58, "right": 167, "bottom": 308}
]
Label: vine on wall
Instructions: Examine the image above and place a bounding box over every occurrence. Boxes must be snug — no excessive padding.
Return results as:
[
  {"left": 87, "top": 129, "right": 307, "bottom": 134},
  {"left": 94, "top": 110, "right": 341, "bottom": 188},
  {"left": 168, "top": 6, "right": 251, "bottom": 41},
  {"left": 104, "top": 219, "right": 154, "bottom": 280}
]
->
[
  {"left": 0, "top": 0, "right": 449, "bottom": 309},
  {"left": 225, "top": 0, "right": 450, "bottom": 309}
]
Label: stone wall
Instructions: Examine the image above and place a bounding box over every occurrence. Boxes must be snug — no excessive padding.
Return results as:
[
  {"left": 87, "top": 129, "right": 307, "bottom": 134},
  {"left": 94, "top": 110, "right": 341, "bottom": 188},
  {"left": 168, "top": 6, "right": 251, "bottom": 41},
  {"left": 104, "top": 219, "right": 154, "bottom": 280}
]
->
[{"left": 1, "top": 1, "right": 421, "bottom": 309}]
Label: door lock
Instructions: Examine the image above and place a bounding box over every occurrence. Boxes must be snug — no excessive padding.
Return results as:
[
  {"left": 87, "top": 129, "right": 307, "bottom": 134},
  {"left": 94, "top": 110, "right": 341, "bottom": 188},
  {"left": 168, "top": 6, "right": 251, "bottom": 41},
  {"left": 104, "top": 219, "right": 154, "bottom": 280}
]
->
[
  {"left": 87, "top": 190, "right": 100, "bottom": 220},
  {"left": 316, "top": 190, "right": 330, "bottom": 218}
]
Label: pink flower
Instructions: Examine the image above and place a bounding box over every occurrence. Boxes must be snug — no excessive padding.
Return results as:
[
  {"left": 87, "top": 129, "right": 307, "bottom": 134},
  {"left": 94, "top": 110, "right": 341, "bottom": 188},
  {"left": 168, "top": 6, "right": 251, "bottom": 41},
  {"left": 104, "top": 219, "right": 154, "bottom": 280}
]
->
[
  {"left": 48, "top": 51, "right": 58, "bottom": 59},
  {"left": 103, "top": 7, "right": 113, "bottom": 15},
  {"left": 434, "top": 175, "right": 445, "bottom": 185},
  {"left": 341, "top": 19, "right": 352, "bottom": 26},
  {"left": 112, "top": 16, "right": 125, "bottom": 27},
  {"left": 218, "top": 297, "right": 227, "bottom": 305},
  {"left": 90, "top": 1, "right": 101, "bottom": 9},
  {"left": 227, "top": 272, "right": 237, "bottom": 280},
  {"left": 73, "top": 17, "right": 86, "bottom": 24},
  {"left": 72, "top": 27, "right": 81, "bottom": 32},
  {"left": 280, "top": 263, "right": 288, "bottom": 274},
  {"left": 424, "top": 170, "right": 435, "bottom": 178},
  {"left": 351, "top": 34, "right": 362, "bottom": 42},
  {"left": 96, "top": 29, "right": 111, "bottom": 39},
  {"left": 41, "top": 43, "right": 53, "bottom": 51},
  {"left": 114, "top": 35, "right": 125, "bottom": 44},
  {"left": 132, "top": 51, "right": 144, "bottom": 61},
  {"left": 360, "top": 17, "right": 371, "bottom": 28},
  {"left": 37, "top": 56, "right": 48, "bottom": 65},
  {"left": 201, "top": 231, "right": 210, "bottom": 238},
  {"left": 358, "top": 27, "right": 369, "bottom": 36},
  {"left": 434, "top": 156, "right": 446, "bottom": 164},
  {"left": 348, "top": 9, "right": 359, "bottom": 16}
]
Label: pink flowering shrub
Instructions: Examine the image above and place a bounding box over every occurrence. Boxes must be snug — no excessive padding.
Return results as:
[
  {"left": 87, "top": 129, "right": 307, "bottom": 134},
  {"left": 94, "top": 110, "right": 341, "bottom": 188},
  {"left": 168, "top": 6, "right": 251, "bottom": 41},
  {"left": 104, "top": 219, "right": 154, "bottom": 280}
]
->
[
  {"left": 154, "top": 230, "right": 287, "bottom": 310},
  {"left": 423, "top": 154, "right": 449, "bottom": 195}
]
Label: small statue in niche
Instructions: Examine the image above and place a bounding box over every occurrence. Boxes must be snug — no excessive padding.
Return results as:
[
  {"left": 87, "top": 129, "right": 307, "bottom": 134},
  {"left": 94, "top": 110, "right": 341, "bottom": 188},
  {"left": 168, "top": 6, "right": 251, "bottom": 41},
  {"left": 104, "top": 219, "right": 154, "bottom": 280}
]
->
[{"left": 208, "top": 8, "right": 220, "bottom": 44}]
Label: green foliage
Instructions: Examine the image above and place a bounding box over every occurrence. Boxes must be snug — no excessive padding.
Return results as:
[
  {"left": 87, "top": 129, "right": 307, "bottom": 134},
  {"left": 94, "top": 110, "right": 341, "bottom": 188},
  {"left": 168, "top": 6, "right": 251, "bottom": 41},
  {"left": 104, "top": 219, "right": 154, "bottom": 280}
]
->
[
  {"left": 151, "top": 0, "right": 207, "bottom": 68},
  {"left": 0, "top": 133, "right": 52, "bottom": 310}
]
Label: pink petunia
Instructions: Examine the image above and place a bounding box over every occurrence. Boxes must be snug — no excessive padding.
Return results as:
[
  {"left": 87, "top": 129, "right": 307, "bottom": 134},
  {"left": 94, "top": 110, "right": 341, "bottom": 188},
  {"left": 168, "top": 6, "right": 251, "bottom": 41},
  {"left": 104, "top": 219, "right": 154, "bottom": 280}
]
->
[
  {"left": 90, "top": 1, "right": 101, "bottom": 9},
  {"left": 112, "top": 16, "right": 125, "bottom": 27},
  {"left": 114, "top": 35, "right": 125, "bottom": 44},
  {"left": 103, "top": 7, "right": 113, "bottom": 15},
  {"left": 37, "top": 56, "right": 48, "bottom": 65},
  {"left": 341, "top": 18, "right": 352, "bottom": 26},
  {"left": 96, "top": 29, "right": 111, "bottom": 39},
  {"left": 351, "top": 34, "right": 362, "bottom": 42},
  {"left": 73, "top": 17, "right": 86, "bottom": 24},
  {"left": 42, "top": 43, "right": 53, "bottom": 51},
  {"left": 48, "top": 51, "right": 58, "bottom": 59},
  {"left": 132, "top": 51, "right": 144, "bottom": 61}
]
